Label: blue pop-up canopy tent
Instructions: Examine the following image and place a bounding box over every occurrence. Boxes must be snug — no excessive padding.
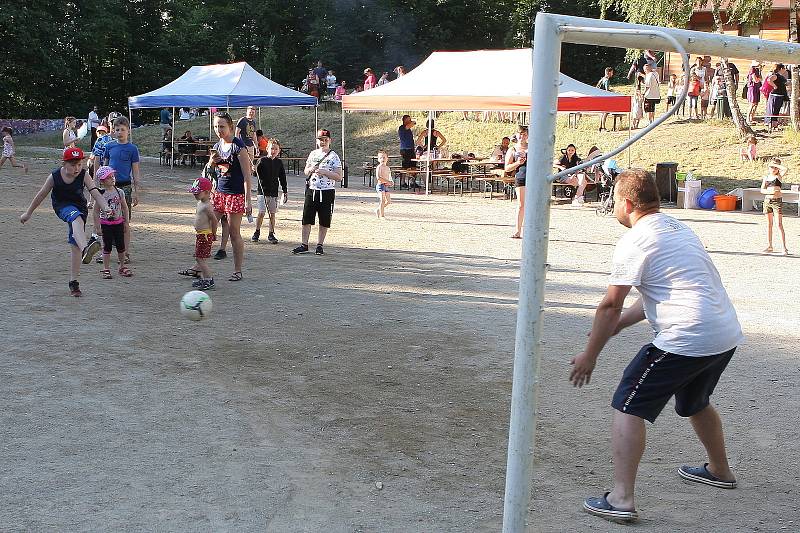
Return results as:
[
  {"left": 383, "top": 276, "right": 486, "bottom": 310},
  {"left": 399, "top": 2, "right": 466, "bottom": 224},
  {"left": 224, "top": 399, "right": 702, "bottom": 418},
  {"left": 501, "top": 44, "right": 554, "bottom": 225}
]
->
[
  {"left": 127, "top": 62, "right": 318, "bottom": 166},
  {"left": 128, "top": 61, "right": 317, "bottom": 108}
]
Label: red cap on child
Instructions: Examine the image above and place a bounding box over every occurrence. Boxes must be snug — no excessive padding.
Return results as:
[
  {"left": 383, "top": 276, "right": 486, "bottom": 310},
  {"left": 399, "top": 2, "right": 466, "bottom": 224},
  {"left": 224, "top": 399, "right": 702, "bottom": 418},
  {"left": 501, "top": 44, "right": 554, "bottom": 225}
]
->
[
  {"left": 63, "top": 147, "right": 85, "bottom": 161},
  {"left": 189, "top": 177, "right": 213, "bottom": 193}
]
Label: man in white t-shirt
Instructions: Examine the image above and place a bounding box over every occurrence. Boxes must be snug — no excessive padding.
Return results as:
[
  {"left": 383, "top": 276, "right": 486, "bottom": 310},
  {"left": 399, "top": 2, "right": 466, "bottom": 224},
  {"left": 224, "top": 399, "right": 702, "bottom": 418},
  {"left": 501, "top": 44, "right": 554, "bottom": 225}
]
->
[
  {"left": 642, "top": 64, "right": 661, "bottom": 124},
  {"left": 292, "top": 129, "right": 342, "bottom": 256},
  {"left": 570, "top": 169, "right": 744, "bottom": 523}
]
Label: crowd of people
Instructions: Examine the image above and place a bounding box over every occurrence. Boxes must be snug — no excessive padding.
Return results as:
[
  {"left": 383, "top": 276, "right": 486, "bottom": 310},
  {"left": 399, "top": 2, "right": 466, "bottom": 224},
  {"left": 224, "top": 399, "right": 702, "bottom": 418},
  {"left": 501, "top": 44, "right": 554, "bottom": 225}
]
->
[
  {"left": 17, "top": 103, "right": 345, "bottom": 296},
  {"left": 300, "top": 60, "right": 406, "bottom": 101}
]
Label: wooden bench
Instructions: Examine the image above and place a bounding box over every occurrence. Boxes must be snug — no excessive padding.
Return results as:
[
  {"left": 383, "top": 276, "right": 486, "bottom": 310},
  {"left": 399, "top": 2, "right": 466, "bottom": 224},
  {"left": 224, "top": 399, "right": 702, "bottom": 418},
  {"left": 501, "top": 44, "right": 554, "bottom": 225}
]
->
[{"left": 741, "top": 187, "right": 800, "bottom": 216}]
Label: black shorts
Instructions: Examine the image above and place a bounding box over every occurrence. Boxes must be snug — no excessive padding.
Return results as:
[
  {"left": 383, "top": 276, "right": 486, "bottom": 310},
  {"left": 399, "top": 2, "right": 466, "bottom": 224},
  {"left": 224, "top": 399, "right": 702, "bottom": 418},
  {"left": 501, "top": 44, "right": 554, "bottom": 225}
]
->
[
  {"left": 302, "top": 188, "right": 335, "bottom": 228},
  {"left": 400, "top": 148, "right": 416, "bottom": 169},
  {"left": 666, "top": 96, "right": 676, "bottom": 106},
  {"left": 101, "top": 223, "right": 126, "bottom": 254},
  {"left": 644, "top": 99, "right": 660, "bottom": 112},
  {"left": 611, "top": 344, "right": 735, "bottom": 423}
]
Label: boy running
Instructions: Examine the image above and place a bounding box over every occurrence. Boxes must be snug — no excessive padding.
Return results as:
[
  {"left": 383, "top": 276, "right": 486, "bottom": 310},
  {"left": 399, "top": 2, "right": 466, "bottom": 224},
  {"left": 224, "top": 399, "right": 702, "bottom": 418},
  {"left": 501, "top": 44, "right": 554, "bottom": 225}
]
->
[{"left": 20, "top": 148, "right": 110, "bottom": 296}]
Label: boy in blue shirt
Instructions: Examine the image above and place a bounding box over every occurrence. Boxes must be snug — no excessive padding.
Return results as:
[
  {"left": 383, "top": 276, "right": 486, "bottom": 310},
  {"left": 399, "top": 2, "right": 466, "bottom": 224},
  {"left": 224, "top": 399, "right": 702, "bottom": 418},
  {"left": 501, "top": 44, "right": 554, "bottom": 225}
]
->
[{"left": 102, "top": 116, "right": 141, "bottom": 263}]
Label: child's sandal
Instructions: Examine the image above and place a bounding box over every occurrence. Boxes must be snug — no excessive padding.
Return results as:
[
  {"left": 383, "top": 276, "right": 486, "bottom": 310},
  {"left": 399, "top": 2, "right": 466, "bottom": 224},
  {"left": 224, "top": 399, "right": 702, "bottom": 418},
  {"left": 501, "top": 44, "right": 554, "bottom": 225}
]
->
[
  {"left": 101, "top": 269, "right": 113, "bottom": 279},
  {"left": 178, "top": 268, "right": 201, "bottom": 278},
  {"left": 118, "top": 266, "right": 133, "bottom": 277},
  {"left": 228, "top": 271, "right": 243, "bottom": 282}
]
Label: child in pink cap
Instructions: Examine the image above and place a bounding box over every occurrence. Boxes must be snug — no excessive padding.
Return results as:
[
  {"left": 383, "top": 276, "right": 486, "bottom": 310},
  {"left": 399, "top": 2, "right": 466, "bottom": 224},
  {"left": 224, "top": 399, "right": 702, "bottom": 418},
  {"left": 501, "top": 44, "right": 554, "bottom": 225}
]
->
[{"left": 93, "top": 166, "right": 131, "bottom": 278}]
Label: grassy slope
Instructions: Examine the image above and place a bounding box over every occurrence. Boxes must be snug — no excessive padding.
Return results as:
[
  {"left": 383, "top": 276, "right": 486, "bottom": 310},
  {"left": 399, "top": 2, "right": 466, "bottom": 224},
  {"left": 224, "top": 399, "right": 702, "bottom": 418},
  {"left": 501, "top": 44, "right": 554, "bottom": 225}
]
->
[{"left": 13, "top": 99, "right": 800, "bottom": 192}]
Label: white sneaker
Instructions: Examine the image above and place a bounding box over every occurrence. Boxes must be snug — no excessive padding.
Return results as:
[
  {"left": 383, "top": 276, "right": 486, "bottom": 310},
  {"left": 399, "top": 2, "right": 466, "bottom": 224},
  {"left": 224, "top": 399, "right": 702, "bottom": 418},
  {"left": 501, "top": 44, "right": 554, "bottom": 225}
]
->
[{"left": 571, "top": 196, "right": 585, "bottom": 206}]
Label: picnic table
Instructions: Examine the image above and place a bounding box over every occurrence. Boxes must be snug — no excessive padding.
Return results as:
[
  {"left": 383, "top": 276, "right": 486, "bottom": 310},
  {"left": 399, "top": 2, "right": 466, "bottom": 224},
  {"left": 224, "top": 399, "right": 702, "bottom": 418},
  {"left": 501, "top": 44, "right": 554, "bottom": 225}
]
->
[{"left": 741, "top": 187, "right": 800, "bottom": 216}]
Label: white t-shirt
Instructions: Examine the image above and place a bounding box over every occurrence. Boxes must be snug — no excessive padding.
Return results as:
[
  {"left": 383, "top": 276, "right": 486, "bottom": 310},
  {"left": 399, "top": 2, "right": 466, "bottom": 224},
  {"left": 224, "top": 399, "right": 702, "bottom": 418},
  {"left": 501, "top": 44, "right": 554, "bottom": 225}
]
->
[
  {"left": 305, "top": 149, "right": 342, "bottom": 190},
  {"left": 326, "top": 74, "right": 337, "bottom": 89},
  {"left": 609, "top": 213, "right": 744, "bottom": 356},
  {"left": 644, "top": 71, "right": 661, "bottom": 99},
  {"left": 88, "top": 111, "right": 100, "bottom": 128}
]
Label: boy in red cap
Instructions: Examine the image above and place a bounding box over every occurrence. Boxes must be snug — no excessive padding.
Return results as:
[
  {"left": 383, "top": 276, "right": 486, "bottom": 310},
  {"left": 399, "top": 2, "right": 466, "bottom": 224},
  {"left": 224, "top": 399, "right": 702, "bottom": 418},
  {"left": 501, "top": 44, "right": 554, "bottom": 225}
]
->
[
  {"left": 179, "top": 177, "right": 217, "bottom": 290},
  {"left": 20, "top": 147, "right": 111, "bottom": 297}
]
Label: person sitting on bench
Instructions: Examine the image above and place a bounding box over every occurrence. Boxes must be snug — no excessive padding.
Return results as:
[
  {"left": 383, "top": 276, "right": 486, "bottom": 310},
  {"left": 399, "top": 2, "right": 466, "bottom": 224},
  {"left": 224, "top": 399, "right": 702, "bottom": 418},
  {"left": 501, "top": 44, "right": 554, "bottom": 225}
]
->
[{"left": 554, "top": 144, "right": 591, "bottom": 207}]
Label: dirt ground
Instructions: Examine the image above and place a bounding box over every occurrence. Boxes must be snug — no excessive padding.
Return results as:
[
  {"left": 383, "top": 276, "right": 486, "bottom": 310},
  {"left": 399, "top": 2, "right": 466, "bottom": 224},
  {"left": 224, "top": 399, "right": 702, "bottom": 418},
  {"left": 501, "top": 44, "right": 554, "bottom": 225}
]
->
[{"left": 1, "top": 154, "right": 799, "bottom": 532}]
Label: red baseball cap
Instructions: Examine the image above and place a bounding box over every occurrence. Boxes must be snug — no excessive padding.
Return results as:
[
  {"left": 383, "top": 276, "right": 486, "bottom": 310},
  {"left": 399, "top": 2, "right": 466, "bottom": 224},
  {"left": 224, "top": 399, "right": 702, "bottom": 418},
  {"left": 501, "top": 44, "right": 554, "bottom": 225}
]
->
[
  {"left": 63, "top": 147, "right": 85, "bottom": 161},
  {"left": 189, "top": 177, "right": 213, "bottom": 193},
  {"left": 316, "top": 129, "right": 331, "bottom": 139}
]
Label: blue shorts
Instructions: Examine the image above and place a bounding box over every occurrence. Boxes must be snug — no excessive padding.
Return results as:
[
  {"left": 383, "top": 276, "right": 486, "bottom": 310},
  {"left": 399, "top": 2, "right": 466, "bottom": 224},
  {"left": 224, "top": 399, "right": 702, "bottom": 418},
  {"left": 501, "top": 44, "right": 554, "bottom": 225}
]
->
[
  {"left": 611, "top": 344, "right": 735, "bottom": 423},
  {"left": 56, "top": 205, "right": 86, "bottom": 246},
  {"left": 376, "top": 183, "right": 391, "bottom": 193}
]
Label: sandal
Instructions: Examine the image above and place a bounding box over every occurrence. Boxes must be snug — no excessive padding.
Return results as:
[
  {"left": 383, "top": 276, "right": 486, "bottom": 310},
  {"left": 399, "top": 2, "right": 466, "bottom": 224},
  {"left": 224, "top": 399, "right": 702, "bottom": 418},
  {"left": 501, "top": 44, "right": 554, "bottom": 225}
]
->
[
  {"left": 228, "top": 271, "right": 243, "bottom": 282},
  {"left": 118, "top": 266, "right": 133, "bottom": 278},
  {"left": 583, "top": 492, "right": 639, "bottom": 522},
  {"left": 101, "top": 269, "right": 113, "bottom": 280},
  {"left": 178, "top": 268, "right": 201, "bottom": 278}
]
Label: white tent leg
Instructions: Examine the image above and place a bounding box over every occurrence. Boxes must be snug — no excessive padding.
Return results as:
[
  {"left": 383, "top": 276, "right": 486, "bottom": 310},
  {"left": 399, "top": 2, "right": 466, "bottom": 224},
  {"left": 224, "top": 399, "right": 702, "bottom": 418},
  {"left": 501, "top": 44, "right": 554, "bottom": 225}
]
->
[
  {"left": 258, "top": 107, "right": 262, "bottom": 132},
  {"left": 628, "top": 112, "right": 632, "bottom": 167},
  {"left": 315, "top": 106, "right": 319, "bottom": 135},
  {"left": 128, "top": 109, "right": 133, "bottom": 140},
  {"left": 171, "top": 107, "right": 175, "bottom": 169},
  {"left": 209, "top": 109, "right": 212, "bottom": 139},
  {"left": 341, "top": 106, "right": 347, "bottom": 187}
]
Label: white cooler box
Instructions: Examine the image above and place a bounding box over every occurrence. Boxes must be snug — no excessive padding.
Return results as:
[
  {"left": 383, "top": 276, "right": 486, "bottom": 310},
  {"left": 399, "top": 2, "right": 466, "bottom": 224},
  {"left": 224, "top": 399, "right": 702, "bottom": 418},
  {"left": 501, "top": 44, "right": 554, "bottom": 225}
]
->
[{"left": 677, "top": 179, "right": 701, "bottom": 209}]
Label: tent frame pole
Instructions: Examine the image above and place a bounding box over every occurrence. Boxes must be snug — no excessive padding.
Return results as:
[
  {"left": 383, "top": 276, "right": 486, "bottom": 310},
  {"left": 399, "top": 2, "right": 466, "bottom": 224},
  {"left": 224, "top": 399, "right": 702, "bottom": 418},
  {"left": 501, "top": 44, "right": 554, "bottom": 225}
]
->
[
  {"left": 314, "top": 106, "right": 319, "bottom": 135},
  {"left": 171, "top": 107, "right": 175, "bottom": 169},
  {"left": 128, "top": 108, "right": 133, "bottom": 140},
  {"left": 341, "top": 106, "right": 347, "bottom": 188}
]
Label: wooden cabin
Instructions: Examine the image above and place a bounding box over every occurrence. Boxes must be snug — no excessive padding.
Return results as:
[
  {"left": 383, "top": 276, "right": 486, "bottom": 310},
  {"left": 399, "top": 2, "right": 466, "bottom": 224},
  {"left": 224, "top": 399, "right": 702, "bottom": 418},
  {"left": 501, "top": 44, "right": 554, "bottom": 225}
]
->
[{"left": 662, "top": 2, "right": 798, "bottom": 80}]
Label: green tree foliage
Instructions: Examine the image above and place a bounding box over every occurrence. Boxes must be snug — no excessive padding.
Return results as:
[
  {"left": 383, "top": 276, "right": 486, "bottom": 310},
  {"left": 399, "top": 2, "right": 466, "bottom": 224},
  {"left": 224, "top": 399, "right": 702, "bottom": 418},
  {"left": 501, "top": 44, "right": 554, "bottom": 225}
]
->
[{"left": 0, "top": 0, "right": 624, "bottom": 118}]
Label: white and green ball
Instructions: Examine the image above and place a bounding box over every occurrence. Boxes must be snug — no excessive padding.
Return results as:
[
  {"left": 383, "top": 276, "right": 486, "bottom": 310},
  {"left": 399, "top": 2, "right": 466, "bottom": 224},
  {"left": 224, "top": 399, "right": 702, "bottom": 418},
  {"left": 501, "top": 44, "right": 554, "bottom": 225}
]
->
[{"left": 180, "top": 290, "right": 212, "bottom": 321}]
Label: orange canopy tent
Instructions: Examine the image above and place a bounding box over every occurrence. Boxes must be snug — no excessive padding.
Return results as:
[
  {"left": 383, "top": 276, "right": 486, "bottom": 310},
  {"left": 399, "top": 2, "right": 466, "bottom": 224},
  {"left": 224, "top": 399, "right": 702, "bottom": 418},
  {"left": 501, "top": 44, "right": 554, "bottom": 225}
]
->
[{"left": 342, "top": 48, "right": 631, "bottom": 112}]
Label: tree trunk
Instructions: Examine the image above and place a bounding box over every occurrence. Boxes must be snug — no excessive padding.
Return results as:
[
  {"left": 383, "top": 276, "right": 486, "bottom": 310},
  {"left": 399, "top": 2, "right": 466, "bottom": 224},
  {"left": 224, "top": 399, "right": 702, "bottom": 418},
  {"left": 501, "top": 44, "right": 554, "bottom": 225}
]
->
[
  {"left": 790, "top": 0, "right": 800, "bottom": 130},
  {"left": 712, "top": 4, "right": 754, "bottom": 138}
]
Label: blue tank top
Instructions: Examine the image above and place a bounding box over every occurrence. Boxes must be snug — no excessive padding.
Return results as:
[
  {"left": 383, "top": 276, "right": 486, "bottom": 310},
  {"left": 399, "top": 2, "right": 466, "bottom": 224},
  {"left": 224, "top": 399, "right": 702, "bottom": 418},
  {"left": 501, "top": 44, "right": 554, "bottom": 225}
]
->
[
  {"left": 213, "top": 137, "right": 246, "bottom": 194},
  {"left": 51, "top": 168, "right": 88, "bottom": 215}
]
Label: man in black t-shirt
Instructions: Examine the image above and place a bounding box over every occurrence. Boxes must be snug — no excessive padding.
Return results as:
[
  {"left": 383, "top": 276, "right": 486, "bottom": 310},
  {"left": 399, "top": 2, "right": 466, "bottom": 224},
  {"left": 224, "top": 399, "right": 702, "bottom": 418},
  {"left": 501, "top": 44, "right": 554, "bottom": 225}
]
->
[{"left": 235, "top": 106, "right": 258, "bottom": 167}]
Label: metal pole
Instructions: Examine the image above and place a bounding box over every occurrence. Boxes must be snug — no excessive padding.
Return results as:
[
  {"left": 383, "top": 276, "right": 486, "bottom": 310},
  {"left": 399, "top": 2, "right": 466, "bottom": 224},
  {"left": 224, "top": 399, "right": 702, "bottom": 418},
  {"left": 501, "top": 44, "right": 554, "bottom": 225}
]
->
[
  {"left": 501, "top": 12, "right": 561, "bottom": 532},
  {"left": 258, "top": 107, "right": 262, "bottom": 132},
  {"left": 127, "top": 107, "right": 133, "bottom": 141},
  {"left": 426, "top": 110, "right": 432, "bottom": 195},
  {"left": 171, "top": 107, "right": 175, "bottom": 169},
  {"left": 341, "top": 106, "right": 347, "bottom": 187},
  {"left": 628, "top": 112, "right": 632, "bottom": 167}
]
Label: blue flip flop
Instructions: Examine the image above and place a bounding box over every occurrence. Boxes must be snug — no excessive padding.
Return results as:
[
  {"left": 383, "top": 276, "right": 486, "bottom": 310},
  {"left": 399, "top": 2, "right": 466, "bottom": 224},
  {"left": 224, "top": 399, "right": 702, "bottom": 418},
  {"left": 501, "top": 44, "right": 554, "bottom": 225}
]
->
[
  {"left": 678, "top": 463, "right": 737, "bottom": 489},
  {"left": 583, "top": 492, "right": 639, "bottom": 522}
]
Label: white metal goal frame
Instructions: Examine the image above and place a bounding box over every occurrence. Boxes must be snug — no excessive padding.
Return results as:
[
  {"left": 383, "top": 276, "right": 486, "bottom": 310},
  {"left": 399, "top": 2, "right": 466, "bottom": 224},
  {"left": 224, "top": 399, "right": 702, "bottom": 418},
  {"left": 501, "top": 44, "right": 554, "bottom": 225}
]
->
[{"left": 503, "top": 13, "right": 800, "bottom": 532}]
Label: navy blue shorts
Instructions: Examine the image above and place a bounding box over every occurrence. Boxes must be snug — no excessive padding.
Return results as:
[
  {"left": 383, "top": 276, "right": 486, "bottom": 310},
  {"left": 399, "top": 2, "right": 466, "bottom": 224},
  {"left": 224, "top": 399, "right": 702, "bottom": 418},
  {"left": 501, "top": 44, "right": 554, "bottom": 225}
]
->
[{"left": 612, "top": 344, "right": 735, "bottom": 423}]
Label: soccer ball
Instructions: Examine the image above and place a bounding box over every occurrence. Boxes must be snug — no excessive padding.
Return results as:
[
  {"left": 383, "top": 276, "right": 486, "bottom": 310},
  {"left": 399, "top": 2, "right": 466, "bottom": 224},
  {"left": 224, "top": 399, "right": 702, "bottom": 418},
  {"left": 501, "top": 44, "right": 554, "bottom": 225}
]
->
[{"left": 180, "top": 290, "right": 212, "bottom": 321}]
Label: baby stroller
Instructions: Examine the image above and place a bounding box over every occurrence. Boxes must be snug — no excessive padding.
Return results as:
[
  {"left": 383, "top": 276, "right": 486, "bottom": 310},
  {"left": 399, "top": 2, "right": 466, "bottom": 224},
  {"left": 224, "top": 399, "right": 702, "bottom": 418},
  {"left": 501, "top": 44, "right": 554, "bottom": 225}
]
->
[{"left": 595, "top": 159, "right": 620, "bottom": 216}]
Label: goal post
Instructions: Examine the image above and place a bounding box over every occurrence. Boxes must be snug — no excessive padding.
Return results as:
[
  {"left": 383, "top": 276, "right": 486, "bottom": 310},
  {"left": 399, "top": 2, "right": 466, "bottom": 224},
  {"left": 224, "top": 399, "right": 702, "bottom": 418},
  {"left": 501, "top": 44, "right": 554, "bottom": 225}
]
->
[{"left": 503, "top": 13, "right": 800, "bottom": 532}]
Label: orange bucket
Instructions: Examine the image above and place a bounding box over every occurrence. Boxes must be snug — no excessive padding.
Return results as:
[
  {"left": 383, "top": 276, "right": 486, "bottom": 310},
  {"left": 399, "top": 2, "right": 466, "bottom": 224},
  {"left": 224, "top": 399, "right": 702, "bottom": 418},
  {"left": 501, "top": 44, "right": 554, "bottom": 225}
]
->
[{"left": 713, "top": 194, "right": 738, "bottom": 211}]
